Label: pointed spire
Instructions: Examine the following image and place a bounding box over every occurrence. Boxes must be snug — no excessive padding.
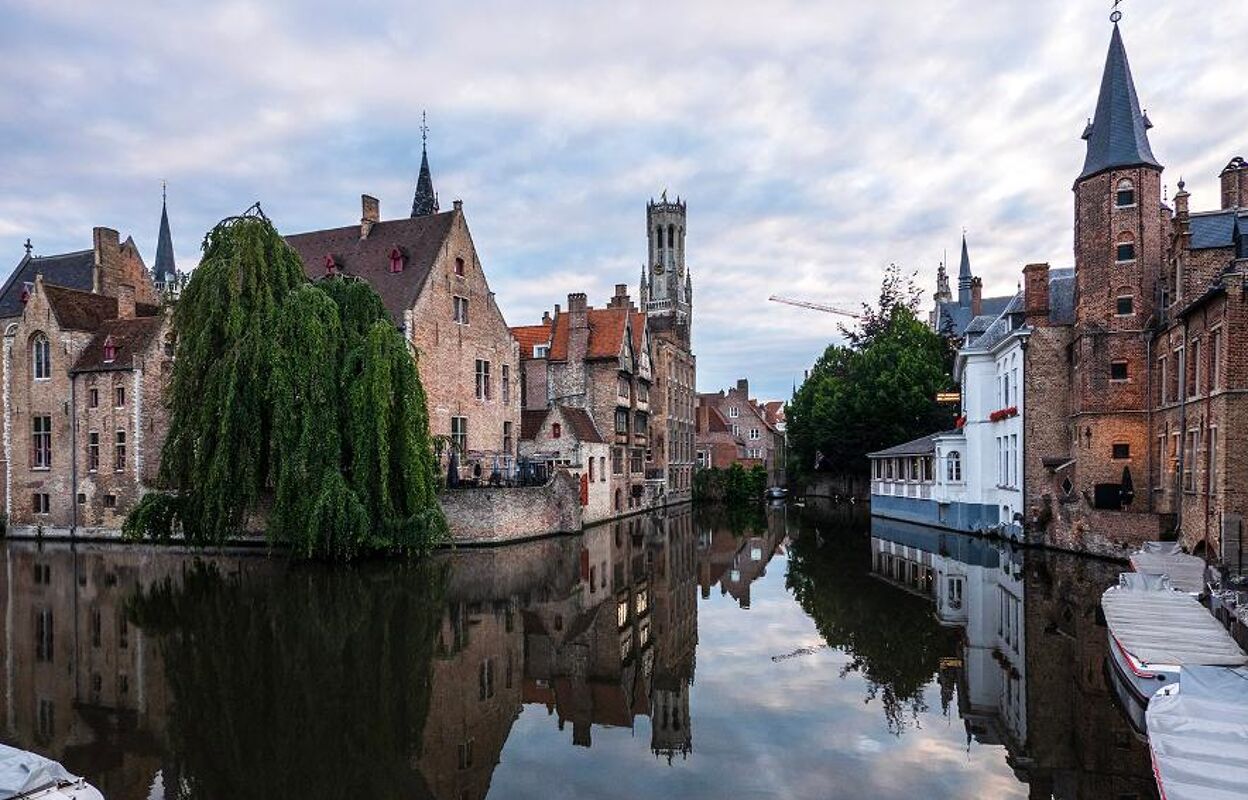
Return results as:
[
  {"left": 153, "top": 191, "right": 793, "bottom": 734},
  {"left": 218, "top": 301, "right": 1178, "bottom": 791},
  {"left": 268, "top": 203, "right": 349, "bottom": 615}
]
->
[
  {"left": 411, "top": 111, "right": 440, "bottom": 217},
  {"left": 1078, "top": 23, "right": 1161, "bottom": 181},
  {"left": 154, "top": 181, "right": 176, "bottom": 286}
]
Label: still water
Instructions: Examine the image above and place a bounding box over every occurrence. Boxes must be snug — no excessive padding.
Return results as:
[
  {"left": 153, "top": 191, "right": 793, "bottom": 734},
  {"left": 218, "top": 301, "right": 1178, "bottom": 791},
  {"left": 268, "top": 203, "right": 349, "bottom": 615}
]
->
[{"left": 0, "top": 502, "right": 1158, "bottom": 799}]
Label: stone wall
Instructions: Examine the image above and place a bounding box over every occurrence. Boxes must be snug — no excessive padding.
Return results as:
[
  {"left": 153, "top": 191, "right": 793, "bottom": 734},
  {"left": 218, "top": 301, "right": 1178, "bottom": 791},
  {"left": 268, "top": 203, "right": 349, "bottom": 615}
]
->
[{"left": 441, "top": 468, "right": 582, "bottom": 544}]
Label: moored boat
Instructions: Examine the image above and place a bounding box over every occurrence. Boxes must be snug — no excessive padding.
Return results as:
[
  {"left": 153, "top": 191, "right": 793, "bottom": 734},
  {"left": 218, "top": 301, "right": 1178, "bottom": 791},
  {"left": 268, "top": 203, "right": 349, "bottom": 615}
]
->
[
  {"left": 1145, "top": 665, "right": 1248, "bottom": 800},
  {"left": 0, "top": 744, "right": 103, "bottom": 800},
  {"left": 1101, "top": 573, "right": 1247, "bottom": 733},
  {"left": 1129, "top": 541, "right": 1207, "bottom": 596}
]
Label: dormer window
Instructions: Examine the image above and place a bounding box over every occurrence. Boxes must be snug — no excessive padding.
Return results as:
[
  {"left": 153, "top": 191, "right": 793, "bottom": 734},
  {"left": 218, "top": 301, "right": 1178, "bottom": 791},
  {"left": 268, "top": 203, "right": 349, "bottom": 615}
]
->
[
  {"left": 552, "top": 422, "right": 562, "bottom": 439},
  {"left": 1115, "top": 233, "right": 1136, "bottom": 263},
  {"left": 1115, "top": 179, "right": 1136, "bottom": 208},
  {"left": 534, "top": 344, "right": 550, "bottom": 358},
  {"left": 455, "top": 257, "right": 466, "bottom": 277},
  {"left": 389, "top": 248, "right": 404, "bottom": 274},
  {"left": 102, "top": 336, "right": 117, "bottom": 363}
]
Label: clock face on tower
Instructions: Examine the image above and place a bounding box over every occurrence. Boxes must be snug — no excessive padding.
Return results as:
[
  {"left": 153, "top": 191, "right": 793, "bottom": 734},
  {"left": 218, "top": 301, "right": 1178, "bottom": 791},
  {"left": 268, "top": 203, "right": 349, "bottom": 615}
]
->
[{"left": 654, "top": 262, "right": 664, "bottom": 274}]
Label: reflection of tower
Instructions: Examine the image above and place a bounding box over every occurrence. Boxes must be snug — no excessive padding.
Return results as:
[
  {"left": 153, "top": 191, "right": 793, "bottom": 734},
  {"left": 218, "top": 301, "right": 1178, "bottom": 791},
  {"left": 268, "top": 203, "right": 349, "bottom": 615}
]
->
[{"left": 650, "top": 683, "right": 692, "bottom": 762}]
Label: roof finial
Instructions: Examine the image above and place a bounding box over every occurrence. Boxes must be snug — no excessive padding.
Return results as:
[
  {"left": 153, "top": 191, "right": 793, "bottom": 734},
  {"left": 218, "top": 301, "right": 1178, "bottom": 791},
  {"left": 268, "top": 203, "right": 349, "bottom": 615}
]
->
[
  {"left": 24, "top": 238, "right": 32, "bottom": 256},
  {"left": 161, "top": 179, "right": 167, "bottom": 204},
  {"left": 420, "top": 110, "right": 429, "bottom": 151},
  {"left": 1111, "top": 0, "right": 1123, "bottom": 24}
]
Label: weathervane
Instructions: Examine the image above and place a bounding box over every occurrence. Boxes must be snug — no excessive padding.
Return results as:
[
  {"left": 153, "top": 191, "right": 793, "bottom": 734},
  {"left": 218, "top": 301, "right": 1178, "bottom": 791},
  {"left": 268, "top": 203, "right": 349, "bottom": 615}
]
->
[
  {"left": 161, "top": 179, "right": 167, "bottom": 203},
  {"left": 420, "top": 110, "right": 429, "bottom": 148},
  {"left": 1111, "top": 0, "right": 1124, "bottom": 24}
]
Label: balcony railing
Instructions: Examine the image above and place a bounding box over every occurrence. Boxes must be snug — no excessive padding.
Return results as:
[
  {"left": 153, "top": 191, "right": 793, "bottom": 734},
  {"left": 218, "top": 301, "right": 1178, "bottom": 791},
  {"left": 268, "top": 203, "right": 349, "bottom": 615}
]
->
[{"left": 870, "top": 480, "right": 932, "bottom": 499}]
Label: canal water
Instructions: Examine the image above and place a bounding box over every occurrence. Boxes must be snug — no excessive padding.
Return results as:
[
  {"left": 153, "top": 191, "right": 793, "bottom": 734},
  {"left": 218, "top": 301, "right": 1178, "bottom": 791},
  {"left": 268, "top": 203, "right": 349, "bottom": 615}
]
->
[{"left": 0, "top": 501, "right": 1159, "bottom": 799}]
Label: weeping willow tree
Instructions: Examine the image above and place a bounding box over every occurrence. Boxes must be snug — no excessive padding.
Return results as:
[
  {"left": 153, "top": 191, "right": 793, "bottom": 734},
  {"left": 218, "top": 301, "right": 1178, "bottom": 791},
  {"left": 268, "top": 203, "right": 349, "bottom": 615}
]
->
[{"left": 126, "top": 206, "right": 446, "bottom": 558}]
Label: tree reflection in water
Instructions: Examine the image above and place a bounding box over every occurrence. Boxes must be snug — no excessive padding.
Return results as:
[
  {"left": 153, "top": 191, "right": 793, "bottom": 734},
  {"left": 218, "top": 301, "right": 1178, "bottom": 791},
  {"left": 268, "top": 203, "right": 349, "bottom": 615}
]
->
[
  {"left": 129, "top": 560, "right": 447, "bottom": 800},
  {"left": 785, "top": 511, "right": 960, "bottom": 735}
]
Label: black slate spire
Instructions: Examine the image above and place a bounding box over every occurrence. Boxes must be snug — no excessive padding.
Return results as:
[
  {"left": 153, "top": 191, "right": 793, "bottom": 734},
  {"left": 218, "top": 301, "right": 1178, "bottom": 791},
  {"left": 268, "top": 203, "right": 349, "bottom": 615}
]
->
[
  {"left": 957, "top": 233, "right": 973, "bottom": 307},
  {"left": 411, "top": 112, "right": 439, "bottom": 218},
  {"left": 1078, "top": 24, "right": 1161, "bottom": 181},
  {"left": 154, "top": 182, "right": 176, "bottom": 286}
]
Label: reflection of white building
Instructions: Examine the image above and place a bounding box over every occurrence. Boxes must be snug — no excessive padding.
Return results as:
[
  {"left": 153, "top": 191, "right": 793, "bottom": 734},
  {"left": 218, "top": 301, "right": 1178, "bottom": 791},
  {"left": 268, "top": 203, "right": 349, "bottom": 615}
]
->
[{"left": 870, "top": 517, "right": 1026, "bottom": 748}]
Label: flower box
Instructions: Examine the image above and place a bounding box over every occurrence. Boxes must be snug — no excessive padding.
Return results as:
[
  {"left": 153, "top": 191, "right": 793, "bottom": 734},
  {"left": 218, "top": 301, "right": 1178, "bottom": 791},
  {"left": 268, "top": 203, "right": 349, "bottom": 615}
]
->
[{"left": 988, "top": 406, "right": 1019, "bottom": 423}]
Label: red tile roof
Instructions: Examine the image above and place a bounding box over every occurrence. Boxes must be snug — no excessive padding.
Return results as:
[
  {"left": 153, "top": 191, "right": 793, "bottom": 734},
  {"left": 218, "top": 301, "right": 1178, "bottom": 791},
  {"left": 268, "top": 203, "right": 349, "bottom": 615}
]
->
[
  {"left": 548, "top": 306, "right": 639, "bottom": 362},
  {"left": 512, "top": 323, "right": 552, "bottom": 360},
  {"left": 521, "top": 409, "right": 549, "bottom": 441},
  {"left": 560, "top": 406, "right": 604, "bottom": 444},
  {"left": 71, "top": 316, "right": 164, "bottom": 374},
  {"left": 285, "top": 211, "right": 456, "bottom": 325}
]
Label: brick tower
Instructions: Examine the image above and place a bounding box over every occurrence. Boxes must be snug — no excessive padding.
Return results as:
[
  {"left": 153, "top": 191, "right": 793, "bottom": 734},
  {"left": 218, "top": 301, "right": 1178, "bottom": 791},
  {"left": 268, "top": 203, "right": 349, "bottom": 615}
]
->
[
  {"left": 1070, "top": 22, "right": 1165, "bottom": 504},
  {"left": 640, "top": 195, "right": 696, "bottom": 502}
]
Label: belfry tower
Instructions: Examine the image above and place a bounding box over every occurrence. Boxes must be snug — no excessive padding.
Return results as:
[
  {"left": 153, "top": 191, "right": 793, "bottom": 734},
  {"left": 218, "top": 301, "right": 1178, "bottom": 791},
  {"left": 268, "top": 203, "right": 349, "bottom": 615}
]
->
[{"left": 641, "top": 195, "right": 692, "bottom": 348}]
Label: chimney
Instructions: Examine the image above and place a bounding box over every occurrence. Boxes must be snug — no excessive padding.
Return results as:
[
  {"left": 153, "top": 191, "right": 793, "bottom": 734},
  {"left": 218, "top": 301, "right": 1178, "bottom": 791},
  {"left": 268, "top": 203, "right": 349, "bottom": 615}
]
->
[
  {"left": 1022, "top": 263, "right": 1050, "bottom": 325},
  {"left": 1220, "top": 157, "right": 1245, "bottom": 209},
  {"left": 1174, "top": 179, "right": 1190, "bottom": 220},
  {"left": 360, "top": 195, "right": 380, "bottom": 239},
  {"left": 568, "top": 293, "right": 589, "bottom": 362},
  {"left": 542, "top": 310, "right": 551, "bottom": 324},
  {"left": 115, "top": 284, "right": 135, "bottom": 320},
  {"left": 453, "top": 199, "right": 463, "bottom": 212},
  {"left": 609, "top": 283, "right": 630, "bottom": 309},
  {"left": 970, "top": 277, "right": 983, "bottom": 316},
  {"left": 736, "top": 378, "right": 749, "bottom": 397}
]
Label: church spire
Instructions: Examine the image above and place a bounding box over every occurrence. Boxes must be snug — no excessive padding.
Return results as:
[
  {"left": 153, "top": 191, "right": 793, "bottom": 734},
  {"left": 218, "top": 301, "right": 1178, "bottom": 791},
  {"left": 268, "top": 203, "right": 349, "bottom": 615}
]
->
[
  {"left": 1078, "top": 21, "right": 1161, "bottom": 181},
  {"left": 957, "top": 232, "right": 973, "bottom": 306},
  {"left": 154, "top": 181, "right": 176, "bottom": 287},
  {"left": 411, "top": 111, "right": 440, "bottom": 217}
]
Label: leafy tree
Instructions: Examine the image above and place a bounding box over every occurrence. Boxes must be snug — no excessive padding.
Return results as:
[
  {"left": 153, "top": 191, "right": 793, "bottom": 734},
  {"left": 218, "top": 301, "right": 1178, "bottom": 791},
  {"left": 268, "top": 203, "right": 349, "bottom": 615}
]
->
[
  {"left": 126, "top": 206, "right": 446, "bottom": 558},
  {"left": 693, "top": 463, "right": 768, "bottom": 505}
]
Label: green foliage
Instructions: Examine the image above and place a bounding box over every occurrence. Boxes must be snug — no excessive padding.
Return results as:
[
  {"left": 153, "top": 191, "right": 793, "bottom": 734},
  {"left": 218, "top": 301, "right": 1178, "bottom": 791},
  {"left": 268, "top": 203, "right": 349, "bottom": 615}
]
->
[
  {"left": 788, "top": 301, "right": 954, "bottom": 477},
  {"left": 693, "top": 463, "right": 768, "bottom": 505},
  {"left": 127, "top": 559, "right": 447, "bottom": 799},
  {"left": 130, "top": 207, "right": 446, "bottom": 558}
]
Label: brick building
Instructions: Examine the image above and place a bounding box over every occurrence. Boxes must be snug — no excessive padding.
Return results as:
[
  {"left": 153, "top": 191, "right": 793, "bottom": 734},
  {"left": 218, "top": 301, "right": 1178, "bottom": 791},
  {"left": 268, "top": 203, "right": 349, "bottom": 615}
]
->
[
  {"left": 1022, "top": 22, "right": 1248, "bottom": 563},
  {"left": 2, "top": 224, "right": 172, "bottom": 532},
  {"left": 514, "top": 286, "right": 654, "bottom": 515},
  {"left": 286, "top": 142, "right": 521, "bottom": 483},
  {"left": 640, "top": 196, "right": 696, "bottom": 504},
  {"left": 694, "top": 379, "right": 786, "bottom": 486},
  {"left": 518, "top": 404, "right": 611, "bottom": 522}
]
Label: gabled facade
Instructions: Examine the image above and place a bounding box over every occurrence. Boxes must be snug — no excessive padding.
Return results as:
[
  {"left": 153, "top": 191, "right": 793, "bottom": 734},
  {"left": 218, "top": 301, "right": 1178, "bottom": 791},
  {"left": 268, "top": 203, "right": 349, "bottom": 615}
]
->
[
  {"left": 519, "top": 404, "right": 611, "bottom": 522},
  {"left": 286, "top": 187, "right": 521, "bottom": 483},
  {"left": 694, "top": 379, "right": 785, "bottom": 487}
]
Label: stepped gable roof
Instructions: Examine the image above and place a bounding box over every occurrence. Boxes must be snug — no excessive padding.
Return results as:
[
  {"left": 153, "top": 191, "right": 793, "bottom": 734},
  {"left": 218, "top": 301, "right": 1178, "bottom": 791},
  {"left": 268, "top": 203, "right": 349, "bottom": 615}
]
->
[
  {"left": 285, "top": 210, "right": 456, "bottom": 325},
  {"left": 1188, "top": 210, "right": 1248, "bottom": 251},
  {"left": 1079, "top": 24, "right": 1161, "bottom": 181},
  {"left": 558, "top": 406, "right": 604, "bottom": 443},
  {"left": 0, "top": 249, "right": 95, "bottom": 320},
  {"left": 512, "top": 324, "right": 552, "bottom": 359},
  {"left": 521, "top": 409, "right": 549, "bottom": 441},
  {"left": 548, "top": 306, "right": 640, "bottom": 362},
  {"left": 868, "top": 430, "right": 952, "bottom": 459},
  {"left": 71, "top": 316, "right": 164, "bottom": 374},
  {"left": 42, "top": 285, "right": 118, "bottom": 331}
]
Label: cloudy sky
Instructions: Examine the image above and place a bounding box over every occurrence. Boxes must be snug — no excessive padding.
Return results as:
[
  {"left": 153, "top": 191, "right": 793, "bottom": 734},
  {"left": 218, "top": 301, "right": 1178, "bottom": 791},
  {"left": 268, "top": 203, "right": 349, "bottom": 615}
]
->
[{"left": 3, "top": 1, "right": 1247, "bottom": 400}]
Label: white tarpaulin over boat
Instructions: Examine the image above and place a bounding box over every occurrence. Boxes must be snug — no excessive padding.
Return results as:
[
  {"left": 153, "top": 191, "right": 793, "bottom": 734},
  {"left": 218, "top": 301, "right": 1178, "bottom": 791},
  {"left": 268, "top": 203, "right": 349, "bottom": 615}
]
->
[
  {"left": 0, "top": 744, "right": 77, "bottom": 799},
  {"left": 1145, "top": 666, "right": 1248, "bottom": 800},
  {"left": 1101, "top": 575, "right": 1247, "bottom": 667},
  {"left": 1130, "top": 542, "right": 1207, "bottom": 594}
]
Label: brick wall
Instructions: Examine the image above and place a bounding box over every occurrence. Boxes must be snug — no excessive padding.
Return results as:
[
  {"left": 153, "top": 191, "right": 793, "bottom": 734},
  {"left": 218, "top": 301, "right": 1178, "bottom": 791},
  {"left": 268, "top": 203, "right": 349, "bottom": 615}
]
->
[{"left": 441, "top": 468, "right": 582, "bottom": 543}]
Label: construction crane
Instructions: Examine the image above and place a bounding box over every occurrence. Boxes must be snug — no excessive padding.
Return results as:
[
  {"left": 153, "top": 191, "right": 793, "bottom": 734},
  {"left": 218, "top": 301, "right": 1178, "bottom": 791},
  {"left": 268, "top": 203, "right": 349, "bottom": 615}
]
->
[{"left": 768, "top": 295, "right": 865, "bottom": 320}]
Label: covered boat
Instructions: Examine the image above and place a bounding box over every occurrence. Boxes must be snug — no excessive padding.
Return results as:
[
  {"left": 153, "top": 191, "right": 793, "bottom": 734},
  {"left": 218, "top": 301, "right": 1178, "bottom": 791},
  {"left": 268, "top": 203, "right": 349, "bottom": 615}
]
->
[
  {"left": 1129, "top": 541, "right": 1207, "bottom": 595},
  {"left": 1101, "top": 573, "right": 1247, "bottom": 733},
  {"left": 1145, "top": 665, "right": 1248, "bottom": 800},
  {"left": 0, "top": 744, "right": 102, "bottom": 800}
]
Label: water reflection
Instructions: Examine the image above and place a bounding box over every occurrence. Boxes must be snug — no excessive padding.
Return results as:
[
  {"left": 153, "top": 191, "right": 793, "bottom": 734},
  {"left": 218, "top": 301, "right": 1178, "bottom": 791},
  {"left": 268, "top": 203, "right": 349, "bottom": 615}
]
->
[{"left": 0, "top": 504, "right": 1159, "bottom": 798}]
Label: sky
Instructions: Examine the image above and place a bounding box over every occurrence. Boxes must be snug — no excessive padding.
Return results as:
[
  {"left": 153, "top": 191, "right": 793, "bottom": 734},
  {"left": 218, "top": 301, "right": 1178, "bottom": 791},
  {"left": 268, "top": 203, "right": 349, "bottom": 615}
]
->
[{"left": 3, "top": 1, "right": 1248, "bottom": 400}]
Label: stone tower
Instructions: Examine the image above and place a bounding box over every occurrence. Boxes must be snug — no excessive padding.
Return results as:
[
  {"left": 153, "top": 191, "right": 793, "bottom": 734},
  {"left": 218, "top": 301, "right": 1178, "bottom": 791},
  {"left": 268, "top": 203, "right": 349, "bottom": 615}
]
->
[
  {"left": 1070, "top": 21, "right": 1165, "bottom": 500},
  {"left": 640, "top": 195, "right": 696, "bottom": 502}
]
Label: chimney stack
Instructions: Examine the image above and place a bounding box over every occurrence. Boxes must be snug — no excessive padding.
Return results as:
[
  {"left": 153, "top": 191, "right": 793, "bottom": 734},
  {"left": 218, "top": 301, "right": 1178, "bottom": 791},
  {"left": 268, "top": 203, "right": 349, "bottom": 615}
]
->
[
  {"left": 1022, "top": 263, "right": 1050, "bottom": 325},
  {"left": 970, "top": 277, "right": 983, "bottom": 317},
  {"left": 360, "top": 195, "right": 380, "bottom": 239},
  {"left": 736, "top": 378, "right": 749, "bottom": 397},
  {"left": 568, "top": 293, "right": 589, "bottom": 362},
  {"left": 608, "top": 284, "right": 631, "bottom": 309},
  {"left": 115, "top": 284, "right": 135, "bottom": 320},
  {"left": 542, "top": 310, "right": 551, "bottom": 324},
  {"left": 453, "top": 199, "right": 463, "bottom": 212},
  {"left": 1220, "top": 157, "right": 1246, "bottom": 209}
]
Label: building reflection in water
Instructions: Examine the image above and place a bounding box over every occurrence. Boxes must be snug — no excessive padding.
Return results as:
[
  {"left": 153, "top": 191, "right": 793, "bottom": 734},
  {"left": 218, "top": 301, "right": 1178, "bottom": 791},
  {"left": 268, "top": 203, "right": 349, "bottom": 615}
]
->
[{"left": 867, "top": 516, "right": 1158, "bottom": 800}]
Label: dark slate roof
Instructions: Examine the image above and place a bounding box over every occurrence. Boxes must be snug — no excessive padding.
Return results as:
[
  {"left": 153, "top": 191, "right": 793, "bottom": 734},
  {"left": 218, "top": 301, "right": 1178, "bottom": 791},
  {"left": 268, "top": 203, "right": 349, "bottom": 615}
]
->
[
  {"left": 1188, "top": 210, "right": 1248, "bottom": 250},
  {"left": 1078, "top": 25, "right": 1161, "bottom": 181},
  {"left": 285, "top": 211, "right": 457, "bottom": 325},
  {"left": 71, "top": 316, "right": 164, "bottom": 374},
  {"left": 966, "top": 292, "right": 1024, "bottom": 350},
  {"left": 521, "top": 409, "right": 548, "bottom": 441},
  {"left": 0, "top": 250, "right": 94, "bottom": 320},
  {"left": 411, "top": 146, "right": 438, "bottom": 217},
  {"left": 957, "top": 234, "right": 973, "bottom": 286},
  {"left": 963, "top": 314, "right": 996, "bottom": 337},
  {"left": 153, "top": 197, "right": 176, "bottom": 284},
  {"left": 43, "top": 285, "right": 118, "bottom": 331},
  {"left": 1048, "top": 268, "right": 1076, "bottom": 325},
  {"left": 935, "top": 294, "right": 1013, "bottom": 338},
  {"left": 868, "top": 430, "right": 952, "bottom": 458}
]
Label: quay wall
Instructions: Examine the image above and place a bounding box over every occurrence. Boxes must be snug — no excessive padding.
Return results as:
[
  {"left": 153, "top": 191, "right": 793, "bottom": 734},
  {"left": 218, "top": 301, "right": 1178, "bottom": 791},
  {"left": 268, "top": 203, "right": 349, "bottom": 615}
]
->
[{"left": 870, "top": 494, "right": 1002, "bottom": 536}]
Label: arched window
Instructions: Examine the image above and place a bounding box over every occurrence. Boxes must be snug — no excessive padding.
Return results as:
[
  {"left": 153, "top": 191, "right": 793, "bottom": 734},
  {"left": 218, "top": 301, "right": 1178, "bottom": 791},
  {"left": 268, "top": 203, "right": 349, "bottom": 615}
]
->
[
  {"left": 31, "top": 333, "right": 50, "bottom": 380},
  {"left": 1115, "top": 178, "right": 1136, "bottom": 208},
  {"left": 389, "top": 248, "right": 404, "bottom": 274},
  {"left": 946, "top": 451, "right": 962, "bottom": 482},
  {"left": 667, "top": 224, "right": 675, "bottom": 248},
  {"left": 1116, "top": 232, "right": 1136, "bottom": 263},
  {"left": 102, "top": 336, "right": 117, "bottom": 364}
]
